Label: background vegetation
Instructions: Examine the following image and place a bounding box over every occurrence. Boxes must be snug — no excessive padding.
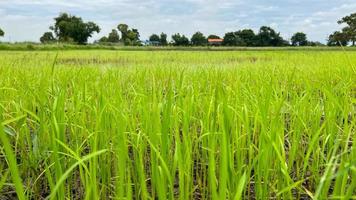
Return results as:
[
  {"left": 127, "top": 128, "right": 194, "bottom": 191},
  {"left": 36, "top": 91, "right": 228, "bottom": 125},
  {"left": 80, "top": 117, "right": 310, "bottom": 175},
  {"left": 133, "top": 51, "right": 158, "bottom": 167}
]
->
[{"left": 1, "top": 12, "right": 355, "bottom": 47}]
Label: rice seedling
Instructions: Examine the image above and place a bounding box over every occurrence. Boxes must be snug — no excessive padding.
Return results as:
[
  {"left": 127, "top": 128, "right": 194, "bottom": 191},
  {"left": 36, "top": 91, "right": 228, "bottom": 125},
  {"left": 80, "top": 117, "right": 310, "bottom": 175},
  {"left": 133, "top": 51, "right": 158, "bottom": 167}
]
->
[{"left": 0, "top": 50, "right": 355, "bottom": 199}]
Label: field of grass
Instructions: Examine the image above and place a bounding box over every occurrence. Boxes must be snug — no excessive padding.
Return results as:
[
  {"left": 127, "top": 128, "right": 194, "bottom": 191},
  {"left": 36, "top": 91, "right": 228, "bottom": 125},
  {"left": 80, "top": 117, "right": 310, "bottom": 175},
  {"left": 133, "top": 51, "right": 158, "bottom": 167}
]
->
[
  {"left": 1, "top": 43, "right": 356, "bottom": 51},
  {"left": 0, "top": 50, "right": 355, "bottom": 199}
]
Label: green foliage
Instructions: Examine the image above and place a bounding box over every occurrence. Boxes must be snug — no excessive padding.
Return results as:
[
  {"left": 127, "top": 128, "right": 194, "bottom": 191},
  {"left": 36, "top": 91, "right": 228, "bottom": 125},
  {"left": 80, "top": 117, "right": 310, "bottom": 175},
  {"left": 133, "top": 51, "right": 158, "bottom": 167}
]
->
[
  {"left": 107, "top": 29, "right": 120, "bottom": 43},
  {"left": 327, "top": 31, "right": 349, "bottom": 46},
  {"left": 291, "top": 32, "right": 308, "bottom": 46},
  {"left": 208, "top": 34, "right": 220, "bottom": 39},
  {"left": 97, "top": 30, "right": 120, "bottom": 44},
  {"left": 223, "top": 31, "right": 250, "bottom": 46},
  {"left": 117, "top": 24, "right": 140, "bottom": 45},
  {"left": 160, "top": 33, "right": 168, "bottom": 46},
  {"left": 0, "top": 28, "right": 4, "bottom": 37},
  {"left": 147, "top": 33, "right": 168, "bottom": 46},
  {"left": 172, "top": 33, "right": 190, "bottom": 46},
  {"left": 256, "top": 26, "right": 286, "bottom": 46},
  {"left": 0, "top": 123, "right": 26, "bottom": 200},
  {"left": 337, "top": 12, "right": 356, "bottom": 46},
  {"left": 40, "top": 32, "right": 56, "bottom": 43},
  {"left": 149, "top": 34, "right": 160, "bottom": 42},
  {"left": 1, "top": 43, "right": 356, "bottom": 51},
  {"left": 98, "top": 36, "right": 108, "bottom": 43},
  {"left": 0, "top": 51, "right": 355, "bottom": 199},
  {"left": 26, "top": 44, "right": 35, "bottom": 50},
  {"left": 49, "top": 13, "right": 100, "bottom": 44},
  {"left": 117, "top": 24, "right": 129, "bottom": 41},
  {"left": 223, "top": 28, "right": 287, "bottom": 47},
  {"left": 235, "top": 29, "right": 256, "bottom": 46},
  {"left": 190, "top": 31, "right": 207, "bottom": 46},
  {"left": 223, "top": 32, "right": 237, "bottom": 46},
  {"left": 307, "top": 41, "right": 324, "bottom": 46},
  {"left": 129, "top": 29, "right": 140, "bottom": 44}
]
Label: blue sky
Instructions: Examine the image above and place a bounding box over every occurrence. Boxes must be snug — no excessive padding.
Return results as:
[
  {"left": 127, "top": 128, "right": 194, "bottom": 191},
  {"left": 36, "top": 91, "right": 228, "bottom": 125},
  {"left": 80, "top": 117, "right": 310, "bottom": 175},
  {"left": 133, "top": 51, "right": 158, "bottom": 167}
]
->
[{"left": 0, "top": 0, "right": 355, "bottom": 43}]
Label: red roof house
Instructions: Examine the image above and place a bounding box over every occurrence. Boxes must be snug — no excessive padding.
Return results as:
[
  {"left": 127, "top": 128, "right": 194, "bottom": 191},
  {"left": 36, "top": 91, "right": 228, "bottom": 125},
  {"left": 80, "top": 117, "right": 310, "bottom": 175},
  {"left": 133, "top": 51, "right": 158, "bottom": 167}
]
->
[{"left": 208, "top": 38, "right": 223, "bottom": 45}]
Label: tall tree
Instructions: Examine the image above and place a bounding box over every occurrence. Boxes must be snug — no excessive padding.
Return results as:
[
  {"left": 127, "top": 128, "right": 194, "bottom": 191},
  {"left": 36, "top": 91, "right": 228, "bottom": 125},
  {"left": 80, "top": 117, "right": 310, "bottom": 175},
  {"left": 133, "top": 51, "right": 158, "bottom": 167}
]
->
[
  {"left": 117, "top": 24, "right": 129, "bottom": 42},
  {"left": 208, "top": 35, "right": 220, "bottom": 39},
  {"left": 160, "top": 33, "right": 168, "bottom": 46},
  {"left": 40, "top": 32, "right": 56, "bottom": 43},
  {"left": 223, "top": 32, "right": 237, "bottom": 46},
  {"left": 107, "top": 29, "right": 120, "bottom": 43},
  {"left": 191, "top": 31, "right": 207, "bottom": 46},
  {"left": 149, "top": 34, "right": 160, "bottom": 42},
  {"left": 50, "top": 13, "right": 100, "bottom": 44},
  {"left": 172, "top": 33, "right": 190, "bottom": 46},
  {"left": 307, "top": 41, "right": 324, "bottom": 46},
  {"left": 327, "top": 31, "right": 349, "bottom": 46},
  {"left": 338, "top": 13, "right": 356, "bottom": 46},
  {"left": 126, "top": 28, "right": 140, "bottom": 45},
  {"left": 118, "top": 24, "right": 140, "bottom": 45},
  {"left": 0, "top": 28, "right": 4, "bottom": 37},
  {"left": 291, "top": 32, "right": 308, "bottom": 46},
  {"left": 235, "top": 29, "right": 256, "bottom": 46},
  {"left": 98, "top": 36, "right": 108, "bottom": 43},
  {"left": 132, "top": 29, "right": 140, "bottom": 41},
  {"left": 256, "top": 26, "right": 285, "bottom": 46}
]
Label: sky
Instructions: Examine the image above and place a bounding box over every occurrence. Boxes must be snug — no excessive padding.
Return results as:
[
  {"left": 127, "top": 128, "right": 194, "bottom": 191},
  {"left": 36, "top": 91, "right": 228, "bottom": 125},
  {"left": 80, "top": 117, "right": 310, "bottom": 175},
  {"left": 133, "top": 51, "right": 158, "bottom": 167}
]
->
[{"left": 0, "top": 0, "right": 355, "bottom": 43}]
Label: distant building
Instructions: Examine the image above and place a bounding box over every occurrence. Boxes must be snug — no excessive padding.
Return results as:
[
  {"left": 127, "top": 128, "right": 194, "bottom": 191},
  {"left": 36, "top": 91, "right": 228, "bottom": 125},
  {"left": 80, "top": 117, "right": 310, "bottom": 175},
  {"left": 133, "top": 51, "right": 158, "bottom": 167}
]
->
[
  {"left": 140, "top": 40, "right": 160, "bottom": 46},
  {"left": 140, "top": 40, "right": 150, "bottom": 46},
  {"left": 208, "top": 38, "right": 223, "bottom": 46}
]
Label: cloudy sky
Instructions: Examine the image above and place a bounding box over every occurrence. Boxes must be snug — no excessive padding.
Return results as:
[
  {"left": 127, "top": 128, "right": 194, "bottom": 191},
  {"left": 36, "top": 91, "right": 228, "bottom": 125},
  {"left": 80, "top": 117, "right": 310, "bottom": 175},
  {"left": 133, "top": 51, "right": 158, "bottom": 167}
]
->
[{"left": 0, "top": 0, "right": 355, "bottom": 43}]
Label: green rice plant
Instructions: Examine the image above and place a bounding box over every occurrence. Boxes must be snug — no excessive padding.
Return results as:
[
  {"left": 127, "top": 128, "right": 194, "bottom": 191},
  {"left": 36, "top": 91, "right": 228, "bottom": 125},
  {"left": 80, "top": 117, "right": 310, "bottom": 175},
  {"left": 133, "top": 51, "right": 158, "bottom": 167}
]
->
[
  {"left": 0, "top": 113, "right": 26, "bottom": 200},
  {"left": 0, "top": 50, "right": 355, "bottom": 199}
]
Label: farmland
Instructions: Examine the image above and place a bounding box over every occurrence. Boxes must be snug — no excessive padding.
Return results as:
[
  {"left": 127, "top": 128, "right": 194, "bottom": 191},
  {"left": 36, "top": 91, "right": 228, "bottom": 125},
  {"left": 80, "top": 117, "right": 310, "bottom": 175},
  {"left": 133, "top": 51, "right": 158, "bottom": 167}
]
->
[{"left": 0, "top": 50, "right": 355, "bottom": 199}]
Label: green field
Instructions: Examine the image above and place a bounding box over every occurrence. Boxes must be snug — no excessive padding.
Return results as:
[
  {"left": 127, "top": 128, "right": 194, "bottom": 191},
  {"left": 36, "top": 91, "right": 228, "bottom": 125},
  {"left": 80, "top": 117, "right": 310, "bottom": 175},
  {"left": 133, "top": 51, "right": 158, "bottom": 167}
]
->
[
  {"left": 1, "top": 43, "right": 356, "bottom": 52},
  {"left": 0, "top": 50, "right": 355, "bottom": 199}
]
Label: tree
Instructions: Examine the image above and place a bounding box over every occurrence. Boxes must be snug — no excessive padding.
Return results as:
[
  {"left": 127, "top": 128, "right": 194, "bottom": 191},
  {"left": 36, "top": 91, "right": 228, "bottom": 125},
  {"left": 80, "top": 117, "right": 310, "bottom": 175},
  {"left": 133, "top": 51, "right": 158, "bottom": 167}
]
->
[
  {"left": 308, "top": 41, "right": 324, "bottom": 46},
  {"left": 256, "top": 26, "right": 285, "bottom": 46},
  {"left": 291, "top": 32, "right": 308, "bottom": 46},
  {"left": 118, "top": 24, "right": 140, "bottom": 45},
  {"left": 160, "top": 33, "right": 168, "bottom": 46},
  {"left": 149, "top": 34, "right": 160, "bottom": 42},
  {"left": 107, "top": 29, "right": 120, "bottom": 43},
  {"left": 98, "top": 36, "right": 108, "bottom": 43},
  {"left": 235, "top": 29, "right": 256, "bottom": 46},
  {"left": 208, "top": 35, "right": 220, "bottom": 39},
  {"left": 148, "top": 33, "right": 168, "bottom": 46},
  {"left": 223, "top": 32, "right": 237, "bottom": 46},
  {"left": 132, "top": 29, "right": 140, "bottom": 40},
  {"left": 327, "top": 31, "right": 349, "bottom": 46},
  {"left": 49, "top": 13, "right": 100, "bottom": 44},
  {"left": 191, "top": 31, "right": 207, "bottom": 46},
  {"left": 117, "top": 24, "right": 129, "bottom": 42},
  {"left": 40, "top": 32, "right": 56, "bottom": 43},
  {"left": 172, "top": 33, "right": 190, "bottom": 46},
  {"left": 0, "top": 28, "right": 4, "bottom": 37},
  {"left": 338, "top": 13, "right": 356, "bottom": 46},
  {"left": 126, "top": 28, "right": 140, "bottom": 45}
]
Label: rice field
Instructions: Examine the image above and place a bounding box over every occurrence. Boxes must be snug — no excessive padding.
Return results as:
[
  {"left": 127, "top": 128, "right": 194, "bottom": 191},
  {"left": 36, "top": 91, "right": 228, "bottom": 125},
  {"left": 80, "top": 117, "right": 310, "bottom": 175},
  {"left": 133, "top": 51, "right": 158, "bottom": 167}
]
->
[{"left": 0, "top": 50, "right": 355, "bottom": 199}]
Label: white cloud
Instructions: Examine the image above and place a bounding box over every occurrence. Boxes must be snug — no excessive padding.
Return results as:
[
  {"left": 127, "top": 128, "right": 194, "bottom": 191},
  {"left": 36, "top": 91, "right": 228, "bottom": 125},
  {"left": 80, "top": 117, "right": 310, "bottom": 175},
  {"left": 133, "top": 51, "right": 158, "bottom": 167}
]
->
[
  {"left": 0, "top": 0, "right": 354, "bottom": 43},
  {"left": 278, "top": 2, "right": 356, "bottom": 41}
]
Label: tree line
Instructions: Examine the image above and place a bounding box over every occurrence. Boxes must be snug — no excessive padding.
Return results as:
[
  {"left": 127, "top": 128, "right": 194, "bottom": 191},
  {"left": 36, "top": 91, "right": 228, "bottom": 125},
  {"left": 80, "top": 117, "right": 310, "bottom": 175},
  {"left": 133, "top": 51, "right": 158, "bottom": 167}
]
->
[
  {"left": 0, "top": 28, "right": 4, "bottom": 38},
  {"left": 327, "top": 13, "right": 356, "bottom": 46},
  {"left": 37, "top": 14, "right": 320, "bottom": 47},
  {"left": 0, "top": 12, "right": 355, "bottom": 46}
]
